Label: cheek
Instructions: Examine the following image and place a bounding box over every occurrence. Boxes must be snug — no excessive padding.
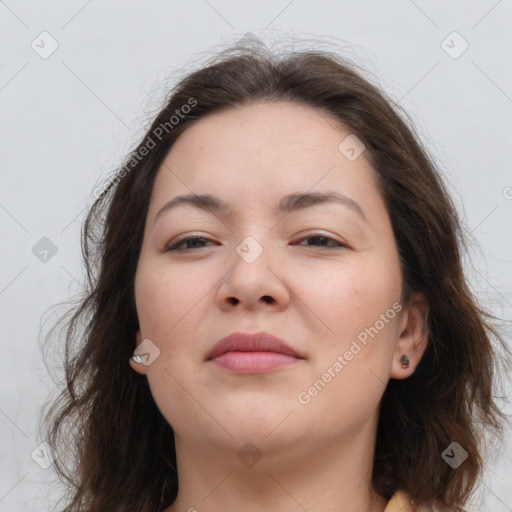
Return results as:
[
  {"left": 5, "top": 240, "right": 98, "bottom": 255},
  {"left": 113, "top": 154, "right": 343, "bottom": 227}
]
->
[
  {"left": 134, "top": 263, "right": 215, "bottom": 429},
  {"left": 293, "top": 265, "right": 401, "bottom": 430},
  {"left": 298, "top": 259, "right": 402, "bottom": 343},
  {"left": 135, "top": 261, "right": 212, "bottom": 339}
]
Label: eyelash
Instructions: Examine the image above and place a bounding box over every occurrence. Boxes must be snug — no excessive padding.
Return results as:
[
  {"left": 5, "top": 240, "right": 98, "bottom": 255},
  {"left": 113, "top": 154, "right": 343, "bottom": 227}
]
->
[{"left": 165, "top": 234, "right": 347, "bottom": 252}]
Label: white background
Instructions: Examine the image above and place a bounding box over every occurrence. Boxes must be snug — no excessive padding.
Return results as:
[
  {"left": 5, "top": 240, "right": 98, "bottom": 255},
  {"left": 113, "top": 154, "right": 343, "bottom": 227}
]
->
[{"left": 1, "top": 1, "right": 511, "bottom": 510}]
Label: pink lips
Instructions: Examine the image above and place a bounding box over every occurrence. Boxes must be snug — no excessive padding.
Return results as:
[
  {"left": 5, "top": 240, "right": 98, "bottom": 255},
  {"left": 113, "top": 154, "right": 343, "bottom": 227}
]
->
[{"left": 206, "top": 331, "right": 304, "bottom": 374}]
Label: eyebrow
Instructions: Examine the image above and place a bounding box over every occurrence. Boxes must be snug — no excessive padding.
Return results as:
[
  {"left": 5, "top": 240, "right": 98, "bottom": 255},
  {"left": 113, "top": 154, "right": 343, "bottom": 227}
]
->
[{"left": 154, "top": 191, "right": 367, "bottom": 225}]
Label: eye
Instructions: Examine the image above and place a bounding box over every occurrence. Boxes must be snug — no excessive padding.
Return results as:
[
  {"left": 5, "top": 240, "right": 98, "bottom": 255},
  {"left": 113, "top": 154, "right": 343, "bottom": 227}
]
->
[
  {"left": 165, "top": 236, "right": 218, "bottom": 251},
  {"left": 294, "top": 234, "right": 346, "bottom": 248},
  {"left": 165, "top": 233, "right": 347, "bottom": 252}
]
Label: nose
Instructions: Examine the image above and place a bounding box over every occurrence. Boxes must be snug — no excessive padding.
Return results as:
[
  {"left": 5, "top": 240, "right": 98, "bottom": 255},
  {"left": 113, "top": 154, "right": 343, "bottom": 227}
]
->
[{"left": 215, "top": 237, "right": 290, "bottom": 312}]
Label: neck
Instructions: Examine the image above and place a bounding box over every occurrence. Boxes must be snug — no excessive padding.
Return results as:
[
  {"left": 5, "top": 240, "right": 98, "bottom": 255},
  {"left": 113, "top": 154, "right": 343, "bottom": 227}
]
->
[{"left": 163, "top": 417, "right": 388, "bottom": 512}]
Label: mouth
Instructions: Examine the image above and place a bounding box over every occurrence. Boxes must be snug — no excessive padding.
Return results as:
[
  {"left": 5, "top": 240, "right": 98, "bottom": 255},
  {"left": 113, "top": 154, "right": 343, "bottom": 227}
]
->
[{"left": 205, "top": 331, "right": 304, "bottom": 374}]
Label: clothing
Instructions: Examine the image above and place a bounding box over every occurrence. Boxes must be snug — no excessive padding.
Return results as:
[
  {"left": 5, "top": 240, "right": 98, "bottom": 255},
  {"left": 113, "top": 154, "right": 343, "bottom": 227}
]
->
[{"left": 385, "top": 490, "right": 446, "bottom": 511}]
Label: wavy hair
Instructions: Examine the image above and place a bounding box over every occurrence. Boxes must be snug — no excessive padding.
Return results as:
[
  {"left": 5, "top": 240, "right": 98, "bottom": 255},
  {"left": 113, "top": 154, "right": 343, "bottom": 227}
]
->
[{"left": 39, "top": 39, "right": 510, "bottom": 511}]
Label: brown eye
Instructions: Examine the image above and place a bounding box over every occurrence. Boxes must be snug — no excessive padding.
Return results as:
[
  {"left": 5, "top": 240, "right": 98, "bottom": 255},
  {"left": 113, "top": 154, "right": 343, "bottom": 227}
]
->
[
  {"left": 295, "top": 235, "right": 346, "bottom": 248},
  {"left": 166, "top": 237, "right": 217, "bottom": 251}
]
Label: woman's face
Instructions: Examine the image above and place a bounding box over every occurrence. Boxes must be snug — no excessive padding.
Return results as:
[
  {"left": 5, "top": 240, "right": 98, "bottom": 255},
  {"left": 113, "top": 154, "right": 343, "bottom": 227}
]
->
[{"left": 131, "top": 101, "right": 423, "bottom": 460}]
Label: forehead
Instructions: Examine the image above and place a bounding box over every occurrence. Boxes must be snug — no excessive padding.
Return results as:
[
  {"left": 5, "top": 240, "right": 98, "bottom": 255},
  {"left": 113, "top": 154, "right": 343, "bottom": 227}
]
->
[
  {"left": 149, "top": 101, "right": 383, "bottom": 220},
  {"left": 169, "top": 100, "right": 350, "bottom": 167}
]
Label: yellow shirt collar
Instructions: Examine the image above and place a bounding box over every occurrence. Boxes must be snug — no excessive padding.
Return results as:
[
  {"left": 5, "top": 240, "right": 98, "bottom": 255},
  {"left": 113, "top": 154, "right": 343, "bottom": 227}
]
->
[{"left": 385, "top": 490, "right": 442, "bottom": 511}]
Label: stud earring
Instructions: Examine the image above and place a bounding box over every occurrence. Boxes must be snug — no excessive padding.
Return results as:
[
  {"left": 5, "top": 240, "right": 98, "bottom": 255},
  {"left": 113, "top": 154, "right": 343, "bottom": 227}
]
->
[
  {"left": 130, "top": 354, "right": 143, "bottom": 364},
  {"left": 400, "top": 354, "right": 409, "bottom": 369}
]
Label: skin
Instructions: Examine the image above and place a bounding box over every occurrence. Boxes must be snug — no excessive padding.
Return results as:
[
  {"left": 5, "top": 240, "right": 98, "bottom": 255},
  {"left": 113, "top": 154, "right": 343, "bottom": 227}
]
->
[{"left": 130, "top": 101, "right": 429, "bottom": 512}]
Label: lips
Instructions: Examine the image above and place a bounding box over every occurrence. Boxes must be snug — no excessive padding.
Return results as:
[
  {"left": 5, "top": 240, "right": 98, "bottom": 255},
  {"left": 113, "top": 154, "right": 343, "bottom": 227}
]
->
[
  {"left": 205, "top": 331, "right": 304, "bottom": 373},
  {"left": 206, "top": 331, "right": 303, "bottom": 360}
]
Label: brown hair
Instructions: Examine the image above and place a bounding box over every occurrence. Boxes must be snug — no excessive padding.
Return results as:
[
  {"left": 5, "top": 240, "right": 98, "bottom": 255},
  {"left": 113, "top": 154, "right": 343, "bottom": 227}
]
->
[{"left": 39, "top": 39, "right": 510, "bottom": 511}]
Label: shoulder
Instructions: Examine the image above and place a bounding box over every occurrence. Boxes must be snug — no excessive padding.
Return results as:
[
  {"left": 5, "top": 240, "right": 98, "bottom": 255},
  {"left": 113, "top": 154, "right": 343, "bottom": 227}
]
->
[{"left": 385, "top": 490, "right": 454, "bottom": 512}]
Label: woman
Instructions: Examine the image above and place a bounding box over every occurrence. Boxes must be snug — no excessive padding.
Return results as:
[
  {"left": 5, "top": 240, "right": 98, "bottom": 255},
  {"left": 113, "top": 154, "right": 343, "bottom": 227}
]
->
[{"left": 40, "top": 39, "right": 509, "bottom": 511}]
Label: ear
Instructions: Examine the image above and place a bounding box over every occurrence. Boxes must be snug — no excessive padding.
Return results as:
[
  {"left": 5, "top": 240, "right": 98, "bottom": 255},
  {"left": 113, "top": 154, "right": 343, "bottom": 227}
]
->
[
  {"left": 390, "top": 292, "right": 429, "bottom": 379},
  {"left": 129, "top": 328, "right": 148, "bottom": 375}
]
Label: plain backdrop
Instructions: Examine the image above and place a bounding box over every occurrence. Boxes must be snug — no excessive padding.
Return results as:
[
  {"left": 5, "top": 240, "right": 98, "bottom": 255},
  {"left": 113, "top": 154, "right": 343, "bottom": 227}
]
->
[{"left": 1, "top": 1, "right": 511, "bottom": 510}]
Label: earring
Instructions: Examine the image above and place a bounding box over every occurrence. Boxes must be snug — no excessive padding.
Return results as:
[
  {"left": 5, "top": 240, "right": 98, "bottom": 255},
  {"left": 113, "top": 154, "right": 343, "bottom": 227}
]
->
[
  {"left": 130, "top": 354, "right": 143, "bottom": 364},
  {"left": 400, "top": 354, "right": 409, "bottom": 369}
]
